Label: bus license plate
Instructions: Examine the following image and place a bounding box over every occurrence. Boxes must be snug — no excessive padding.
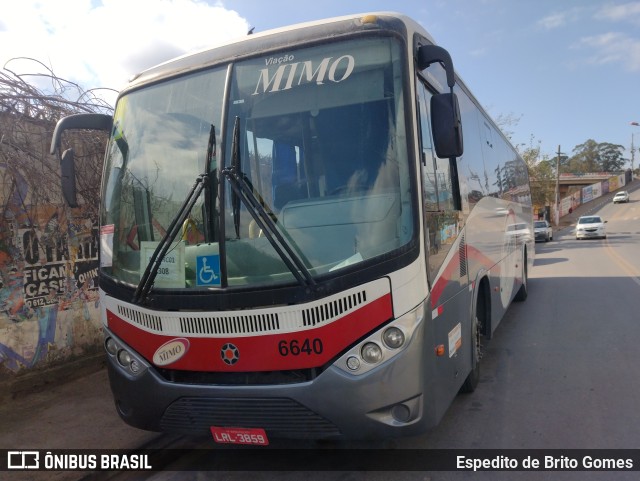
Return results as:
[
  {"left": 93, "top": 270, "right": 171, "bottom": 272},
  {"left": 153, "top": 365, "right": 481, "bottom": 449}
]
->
[{"left": 210, "top": 426, "right": 269, "bottom": 445}]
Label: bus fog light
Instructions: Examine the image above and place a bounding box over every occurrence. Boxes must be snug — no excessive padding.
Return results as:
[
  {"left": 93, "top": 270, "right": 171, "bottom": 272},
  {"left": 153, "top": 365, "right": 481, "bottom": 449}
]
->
[
  {"left": 117, "top": 349, "right": 132, "bottom": 367},
  {"left": 361, "top": 342, "right": 383, "bottom": 364},
  {"left": 382, "top": 327, "right": 405, "bottom": 349},
  {"left": 105, "top": 337, "right": 118, "bottom": 356},
  {"left": 391, "top": 404, "right": 411, "bottom": 422},
  {"left": 346, "top": 356, "right": 361, "bottom": 371}
]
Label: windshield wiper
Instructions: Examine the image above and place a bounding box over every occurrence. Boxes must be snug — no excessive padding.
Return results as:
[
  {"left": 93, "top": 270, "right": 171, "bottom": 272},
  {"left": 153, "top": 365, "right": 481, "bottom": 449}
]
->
[
  {"left": 132, "top": 125, "right": 216, "bottom": 305},
  {"left": 132, "top": 174, "right": 208, "bottom": 305},
  {"left": 221, "top": 116, "right": 316, "bottom": 289},
  {"left": 230, "top": 118, "right": 241, "bottom": 238}
]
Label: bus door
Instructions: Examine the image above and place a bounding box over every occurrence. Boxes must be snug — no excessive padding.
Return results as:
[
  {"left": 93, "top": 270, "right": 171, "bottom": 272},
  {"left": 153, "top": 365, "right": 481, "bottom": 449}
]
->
[{"left": 417, "top": 78, "right": 470, "bottom": 399}]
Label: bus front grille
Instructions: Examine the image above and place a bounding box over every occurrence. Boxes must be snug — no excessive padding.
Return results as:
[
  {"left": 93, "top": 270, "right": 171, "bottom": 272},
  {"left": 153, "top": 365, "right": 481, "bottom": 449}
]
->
[{"left": 160, "top": 397, "right": 341, "bottom": 438}]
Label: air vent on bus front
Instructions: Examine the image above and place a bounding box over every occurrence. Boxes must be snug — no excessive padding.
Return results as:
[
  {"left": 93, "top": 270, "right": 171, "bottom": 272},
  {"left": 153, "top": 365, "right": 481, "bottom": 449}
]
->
[
  {"left": 112, "top": 287, "right": 373, "bottom": 337},
  {"left": 117, "top": 305, "right": 163, "bottom": 331},
  {"left": 302, "top": 290, "right": 367, "bottom": 327},
  {"left": 179, "top": 313, "right": 280, "bottom": 335}
]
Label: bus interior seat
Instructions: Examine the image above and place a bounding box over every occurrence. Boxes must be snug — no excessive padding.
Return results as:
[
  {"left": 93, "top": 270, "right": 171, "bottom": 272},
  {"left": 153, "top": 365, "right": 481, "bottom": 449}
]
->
[{"left": 272, "top": 140, "right": 306, "bottom": 210}]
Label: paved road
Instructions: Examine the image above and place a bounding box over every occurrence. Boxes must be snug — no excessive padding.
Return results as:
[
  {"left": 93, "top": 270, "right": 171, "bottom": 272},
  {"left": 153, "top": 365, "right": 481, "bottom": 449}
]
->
[{"left": 407, "top": 187, "right": 640, "bottom": 452}]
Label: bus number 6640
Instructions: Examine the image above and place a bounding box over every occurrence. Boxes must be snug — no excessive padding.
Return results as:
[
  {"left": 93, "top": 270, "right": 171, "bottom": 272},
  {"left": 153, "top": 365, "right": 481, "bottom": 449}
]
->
[{"left": 278, "top": 338, "right": 323, "bottom": 356}]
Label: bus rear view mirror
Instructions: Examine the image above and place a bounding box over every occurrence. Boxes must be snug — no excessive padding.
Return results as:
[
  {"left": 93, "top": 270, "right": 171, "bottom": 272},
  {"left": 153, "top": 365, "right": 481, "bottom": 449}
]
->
[
  {"left": 61, "top": 148, "right": 78, "bottom": 207},
  {"left": 50, "top": 113, "right": 112, "bottom": 154},
  {"left": 416, "top": 45, "right": 455, "bottom": 88},
  {"left": 417, "top": 44, "right": 463, "bottom": 158},
  {"left": 431, "top": 92, "right": 463, "bottom": 158},
  {"left": 50, "top": 113, "right": 112, "bottom": 207}
]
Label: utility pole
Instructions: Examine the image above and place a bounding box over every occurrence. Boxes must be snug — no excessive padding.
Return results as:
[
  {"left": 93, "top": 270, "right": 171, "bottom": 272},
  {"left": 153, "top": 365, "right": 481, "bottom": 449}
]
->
[
  {"left": 554, "top": 145, "right": 561, "bottom": 226},
  {"left": 632, "top": 133, "right": 635, "bottom": 181},
  {"left": 632, "top": 121, "right": 639, "bottom": 181}
]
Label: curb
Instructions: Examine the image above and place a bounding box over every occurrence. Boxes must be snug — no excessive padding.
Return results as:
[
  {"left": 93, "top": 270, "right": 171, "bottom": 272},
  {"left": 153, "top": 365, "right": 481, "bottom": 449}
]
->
[{"left": 0, "top": 353, "right": 106, "bottom": 405}]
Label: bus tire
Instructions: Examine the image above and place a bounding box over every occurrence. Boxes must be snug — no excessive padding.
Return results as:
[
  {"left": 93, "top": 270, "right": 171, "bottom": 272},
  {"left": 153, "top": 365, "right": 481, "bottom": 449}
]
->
[{"left": 460, "top": 288, "right": 486, "bottom": 393}]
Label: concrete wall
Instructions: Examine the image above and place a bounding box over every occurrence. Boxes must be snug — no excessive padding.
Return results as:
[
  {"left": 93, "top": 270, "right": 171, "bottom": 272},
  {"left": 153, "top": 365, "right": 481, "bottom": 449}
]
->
[
  {"left": 557, "top": 173, "right": 628, "bottom": 218},
  {"left": 1, "top": 112, "right": 105, "bottom": 393}
]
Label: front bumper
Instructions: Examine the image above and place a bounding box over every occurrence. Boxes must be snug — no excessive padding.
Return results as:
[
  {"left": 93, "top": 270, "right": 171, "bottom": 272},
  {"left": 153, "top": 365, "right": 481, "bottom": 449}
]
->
[
  {"left": 104, "top": 321, "right": 438, "bottom": 440},
  {"left": 576, "top": 229, "right": 605, "bottom": 239},
  {"left": 534, "top": 231, "right": 548, "bottom": 241}
]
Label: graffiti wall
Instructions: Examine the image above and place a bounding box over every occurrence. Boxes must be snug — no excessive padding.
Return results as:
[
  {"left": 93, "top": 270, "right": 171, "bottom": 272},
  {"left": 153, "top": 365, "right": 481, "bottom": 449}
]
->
[
  {"left": 556, "top": 173, "right": 628, "bottom": 218},
  {"left": 1, "top": 115, "right": 104, "bottom": 376}
]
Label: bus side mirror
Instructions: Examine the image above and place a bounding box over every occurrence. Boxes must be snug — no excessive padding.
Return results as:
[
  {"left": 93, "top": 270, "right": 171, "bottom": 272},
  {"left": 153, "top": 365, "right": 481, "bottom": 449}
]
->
[
  {"left": 50, "top": 113, "right": 113, "bottom": 154},
  {"left": 416, "top": 45, "right": 455, "bottom": 88},
  {"left": 50, "top": 113, "right": 112, "bottom": 208},
  {"left": 61, "top": 148, "right": 78, "bottom": 208},
  {"left": 431, "top": 92, "right": 464, "bottom": 158},
  {"left": 417, "top": 44, "right": 463, "bottom": 158}
]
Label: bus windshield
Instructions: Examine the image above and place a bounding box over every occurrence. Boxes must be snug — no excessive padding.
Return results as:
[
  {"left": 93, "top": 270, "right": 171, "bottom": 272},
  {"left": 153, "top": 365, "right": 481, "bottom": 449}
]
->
[{"left": 100, "top": 36, "right": 414, "bottom": 290}]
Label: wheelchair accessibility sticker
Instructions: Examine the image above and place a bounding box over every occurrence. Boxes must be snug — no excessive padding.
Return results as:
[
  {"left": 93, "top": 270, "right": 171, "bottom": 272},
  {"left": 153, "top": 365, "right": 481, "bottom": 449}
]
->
[{"left": 196, "top": 255, "right": 221, "bottom": 286}]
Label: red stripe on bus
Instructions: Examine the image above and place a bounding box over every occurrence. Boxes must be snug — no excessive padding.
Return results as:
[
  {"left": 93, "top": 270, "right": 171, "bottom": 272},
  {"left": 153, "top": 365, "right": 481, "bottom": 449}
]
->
[
  {"left": 430, "top": 244, "right": 496, "bottom": 307},
  {"left": 107, "top": 293, "right": 393, "bottom": 372}
]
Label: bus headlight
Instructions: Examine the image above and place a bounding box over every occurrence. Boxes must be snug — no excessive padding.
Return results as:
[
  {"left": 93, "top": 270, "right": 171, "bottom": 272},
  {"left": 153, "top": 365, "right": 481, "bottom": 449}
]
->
[
  {"left": 104, "top": 331, "right": 148, "bottom": 377},
  {"left": 361, "top": 343, "right": 383, "bottom": 364},
  {"left": 117, "top": 349, "right": 132, "bottom": 367},
  {"left": 129, "top": 359, "right": 142, "bottom": 374},
  {"left": 335, "top": 303, "right": 424, "bottom": 375},
  {"left": 105, "top": 337, "right": 118, "bottom": 356},
  {"left": 382, "top": 327, "right": 405, "bottom": 349},
  {"left": 346, "top": 356, "right": 361, "bottom": 371}
]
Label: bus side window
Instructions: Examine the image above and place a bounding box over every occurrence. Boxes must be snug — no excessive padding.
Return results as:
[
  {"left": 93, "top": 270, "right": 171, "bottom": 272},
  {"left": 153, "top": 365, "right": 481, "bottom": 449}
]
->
[
  {"left": 417, "top": 80, "right": 459, "bottom": 281},
  {"left": 417, "top": 85, "right": 438, "bottom": 213}
]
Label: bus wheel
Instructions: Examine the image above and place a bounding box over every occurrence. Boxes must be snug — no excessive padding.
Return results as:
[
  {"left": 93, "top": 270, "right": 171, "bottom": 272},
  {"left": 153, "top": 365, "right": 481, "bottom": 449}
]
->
[{"left": 460, "top": 304, "right": 483, "bottom": 393}]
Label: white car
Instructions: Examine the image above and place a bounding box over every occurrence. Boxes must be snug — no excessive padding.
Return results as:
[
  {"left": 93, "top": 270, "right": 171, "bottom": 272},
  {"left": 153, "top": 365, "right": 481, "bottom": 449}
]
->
[
  {"left": 575, "top": 215, "right": 607, "bottom": 240},
  {"left": 613, "top": 191, "right": 630, "bottom": 203},
  {"left": 534, "top": 220, "right": 553, "bottom": 242}
]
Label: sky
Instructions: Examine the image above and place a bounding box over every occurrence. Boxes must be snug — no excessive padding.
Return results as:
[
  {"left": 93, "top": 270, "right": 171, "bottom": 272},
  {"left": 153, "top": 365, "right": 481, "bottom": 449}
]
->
[{"left": 1, "top": 0, "right": 639, "bottom": 164}]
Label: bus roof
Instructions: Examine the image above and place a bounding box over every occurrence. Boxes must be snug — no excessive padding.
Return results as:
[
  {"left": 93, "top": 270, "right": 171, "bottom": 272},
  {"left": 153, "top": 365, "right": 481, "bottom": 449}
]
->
[{"left": 123, "top": 12, "right": 436, "bottom": 93}]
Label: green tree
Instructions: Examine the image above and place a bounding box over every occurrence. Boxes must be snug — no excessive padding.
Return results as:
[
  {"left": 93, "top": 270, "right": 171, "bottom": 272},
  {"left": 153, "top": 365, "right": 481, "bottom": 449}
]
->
[
  {"left": 521, "top": 140, "right": 555, "bottom": 208},
  {"left": 598, "top": 142, "right": 626, "bottom": 171},
  {"left": 568, "top": 139, "right": 599, "bottom": 173},
  {"left": 568, "top": 139, "right": 625, "bottom": 173},
  {"left": 556, "top": 152, "right": 570, "bottom": 172}
]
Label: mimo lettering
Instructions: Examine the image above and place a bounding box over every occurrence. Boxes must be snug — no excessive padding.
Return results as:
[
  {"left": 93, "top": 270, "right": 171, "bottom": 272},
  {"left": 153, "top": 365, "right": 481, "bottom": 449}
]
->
[{"left": 253, "top": 55, "right": 355, "bottom": 95}]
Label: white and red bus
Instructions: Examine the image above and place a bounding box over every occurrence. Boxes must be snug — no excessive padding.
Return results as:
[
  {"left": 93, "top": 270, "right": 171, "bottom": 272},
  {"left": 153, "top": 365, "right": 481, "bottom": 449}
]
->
[{"left": 51, "top": 12, "right": 532, "bottom": 441}]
